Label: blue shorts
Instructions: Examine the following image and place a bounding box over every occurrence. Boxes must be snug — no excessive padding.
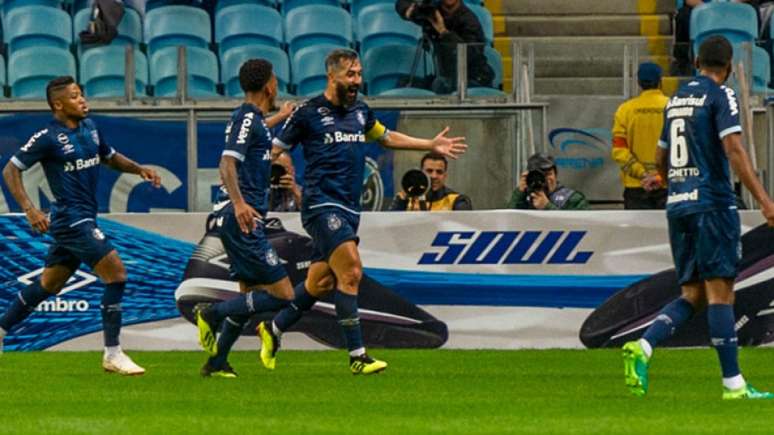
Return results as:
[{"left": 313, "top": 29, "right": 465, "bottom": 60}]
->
[
  {"left": 46, "top": 219, "right": 115, "bottom": 270},
  {"left": 216, "top": 205, "right": 287, "bottom": 286},
  {"left": 668, "top": 209, "right": 741, "bottom": 285},
  {"left": 302, "top": 207, "right": 360, "bottom": 262}
]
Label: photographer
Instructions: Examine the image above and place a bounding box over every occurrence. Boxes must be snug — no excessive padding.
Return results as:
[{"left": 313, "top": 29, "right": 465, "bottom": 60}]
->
[
  {"left": 396, "top": 0, "right": 494, "bottom": 94},
  {"left": 269, "top": 151, "right": 302, "bottom": 212},
  {"left": 507, "top": 153, "right": 589, "bottom": 210},
  {"left": 390, "top": 152, "right": 472, "bottom": 211}
]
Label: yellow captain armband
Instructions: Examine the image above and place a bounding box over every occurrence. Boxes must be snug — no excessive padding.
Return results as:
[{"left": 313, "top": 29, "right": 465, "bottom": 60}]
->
[{"left": 365, "top": 121, "right": 388, "bottom": 142}]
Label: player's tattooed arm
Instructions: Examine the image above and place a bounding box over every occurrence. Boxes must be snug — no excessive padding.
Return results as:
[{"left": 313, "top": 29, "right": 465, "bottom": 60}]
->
[
  {"left": 104, "top": 152, "right": 161, "bottom": 188},
  {"left": 220, "top": 155, "right": 259, "bottom": 234},
  {"left": 2, "top": 161, "right": 49, "bottom": 233},
  {"left": 265, "top": 101, "right": 296, "bottom": 129},
  {"left": 379, "top": 126, "right": 468, "bottom": 160}
]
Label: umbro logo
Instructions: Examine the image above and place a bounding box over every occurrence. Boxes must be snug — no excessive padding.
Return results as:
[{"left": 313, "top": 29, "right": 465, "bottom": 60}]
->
[{"left": 18, "top": 268, "right": 97, "bottom": 296}]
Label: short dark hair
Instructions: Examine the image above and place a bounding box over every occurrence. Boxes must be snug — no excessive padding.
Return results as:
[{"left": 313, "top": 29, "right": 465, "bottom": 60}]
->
[
  {"left": 421, "top": 152, "right": 448, "bottom": 170},
  {"left": 239, "top": 59, "right": 273, "bottom": 93},
  {"left": 46, "top": 76, "right": 76, "bottom": 110},
  {"left": 325, "top": 48, "right": 359, "bottom": 73},
  {"left": 697, "top": 35, "right": 733, "bottom": 70}
]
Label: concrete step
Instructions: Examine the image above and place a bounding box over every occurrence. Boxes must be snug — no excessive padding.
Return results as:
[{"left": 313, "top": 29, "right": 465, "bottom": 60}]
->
[
  {"left": 488, "top": 0, "right": 676, "bottom": 16},
  {"left": 494, "top": 36, "right": 674, "bottom": 58},
  {"left": 533, "top": 76, "right": 693, "bottom": 96},
  {"left": 501, "top": 55, "right": 672, "bottom": 78},
  {"left": 502, "top": 14, "right": 671, "bottom": 38}
]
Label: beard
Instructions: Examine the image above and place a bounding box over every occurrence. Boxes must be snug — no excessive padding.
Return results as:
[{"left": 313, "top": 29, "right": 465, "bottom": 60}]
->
[{"left": 335, "top": 81, "right": 359, "bottom": 108}]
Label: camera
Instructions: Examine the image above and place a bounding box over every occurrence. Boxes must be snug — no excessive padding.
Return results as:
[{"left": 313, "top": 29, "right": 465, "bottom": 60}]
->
[
  {"left": 401, "top": 169, "right": 430, "bottom": 198},
  {"left": 410, "top": 0, "right": 440, "bottom": 24},
  {"left": 270, "top": 163, "right": 287, "bottom": 189},
  {"left": 526, "top": 169, "right": 548, "bottom": 196}
]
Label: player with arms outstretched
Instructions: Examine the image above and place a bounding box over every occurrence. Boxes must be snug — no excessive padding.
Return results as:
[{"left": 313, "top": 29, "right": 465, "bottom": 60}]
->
[
  {"left": 257, "top": 48, "right": 467, "bottom": 374},
  {"left": 0, "top": 76, "right": 161, "bottom": 375},
  {"left": 622, "top": 36, "right": 774, "bottom": 399}
]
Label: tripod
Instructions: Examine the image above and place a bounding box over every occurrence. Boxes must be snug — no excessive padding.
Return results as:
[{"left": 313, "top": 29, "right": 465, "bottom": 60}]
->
[{"left": 406, "top": 32, "right": 435, "bottom": 89}]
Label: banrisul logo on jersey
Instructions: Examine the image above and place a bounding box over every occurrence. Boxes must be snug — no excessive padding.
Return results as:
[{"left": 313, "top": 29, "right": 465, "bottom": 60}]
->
[{"left": 0, "top": 216, "right": 193, "bottom": 350}]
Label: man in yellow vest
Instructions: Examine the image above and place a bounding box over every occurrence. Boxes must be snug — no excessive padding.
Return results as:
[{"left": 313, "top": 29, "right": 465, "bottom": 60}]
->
[
  {"left": 612, "top": 62, "right": 669, "bottom": 209},
  {"left": 390, "top": 152, "right": 472, "bottom": 211}
]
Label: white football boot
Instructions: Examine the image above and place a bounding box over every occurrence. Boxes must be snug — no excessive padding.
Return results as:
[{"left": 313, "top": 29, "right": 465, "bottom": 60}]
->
[{"left": 103, "top": 349, "right": 145, "bottom": 376}]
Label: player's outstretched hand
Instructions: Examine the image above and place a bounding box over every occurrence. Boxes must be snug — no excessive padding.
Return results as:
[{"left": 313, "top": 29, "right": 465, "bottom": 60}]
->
[
  {"left": 234, "top": 201, "right": 259, "bottom": 234},
  {"left": 762, "top": 200, "right": 774, "bottom": 227},
  {"left": 431, "top": 126, "right": 467, "bottom": 160},
  {"left": 139, "top": 167, "right": 161, "bottom": 188},
  {"left": 25, "top": 207, "right": 49, "bottom": 233}
]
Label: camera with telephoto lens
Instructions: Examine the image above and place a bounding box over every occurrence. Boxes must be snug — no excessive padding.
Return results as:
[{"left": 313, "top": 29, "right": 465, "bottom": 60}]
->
[
  {"left": 401, "top": 169, "right": 431, "bottom": 198},
  {"left": 526, "top": 169, "right": 548, "bottom": 197},
  {"left": 410, "top": 0, "right": 440, "bottom": 24},
  {"left": 270, "top": 163, "right": 287, "bottom": 189}
]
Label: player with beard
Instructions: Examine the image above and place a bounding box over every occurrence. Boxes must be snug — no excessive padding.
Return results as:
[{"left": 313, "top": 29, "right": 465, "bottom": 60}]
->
[
  {"left": 257, "top": 48, "right": 467, "bottom": 374},
  {"left": 0, "top": 76, "right": 161, "bottom": 375},
  {"left": 192, "top": 59, "right": 297, "bottom": 378}
]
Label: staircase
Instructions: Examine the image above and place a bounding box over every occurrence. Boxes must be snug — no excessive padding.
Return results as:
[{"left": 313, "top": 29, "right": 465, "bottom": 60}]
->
[{"left": 486, "top": 0, "right": 680, "bottom": 96}]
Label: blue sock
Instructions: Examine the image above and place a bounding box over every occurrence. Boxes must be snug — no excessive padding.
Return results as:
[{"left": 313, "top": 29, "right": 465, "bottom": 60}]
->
[
  {"left": 642, "top": 298, "right": 694, "bottom": 348},
  {"left": 273, "top": 282, "right": 317, "bottom": 333},
  {"left": 334, "top": 290, "right": 364, "bottom": 354},
  {"left": 707, "top": 304, "right": 741, "bottom": 379},
  {"left": 209, "top": 314, "right": 247, "bottom": 369},
  {"left": 0, "top": 281, "right": 51, "bottom": 331},
  {"left": 212, "top": 291, "right": 290, "bottom": 322},
  {"left": 101, "top": 282, "right": 125, "bottom": 347}
]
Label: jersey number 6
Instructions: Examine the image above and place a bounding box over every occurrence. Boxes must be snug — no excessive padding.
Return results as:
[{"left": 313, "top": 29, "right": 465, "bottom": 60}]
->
[{"left": 670, "top": 119, "right": 688, "bottom": 168}]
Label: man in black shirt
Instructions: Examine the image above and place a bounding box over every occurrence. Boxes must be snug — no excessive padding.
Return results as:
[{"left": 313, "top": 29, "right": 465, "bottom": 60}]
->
[{"left": 396, "top": 0, "right": 494, "bottom": 94}]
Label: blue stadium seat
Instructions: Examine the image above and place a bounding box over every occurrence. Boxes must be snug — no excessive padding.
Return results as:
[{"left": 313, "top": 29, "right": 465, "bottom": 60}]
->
[
  {"left": 485, "top": 46, "right": 502, "bottom": 89},
  {"left": 467, "top": 87, "right": 507, "bottom": 97},
  {"left": 753, "top": 46, "right": 771, "bottom": 93},
  {"left": 80, "top": 46, "right": 148, "bottom": 97},
  {"left": 0, "top": 55, "right": 6, "bottom": 92},
  {"left": 468, "top": 4, "right": 493, "bottom": 45},
  {"left": 150, "top": 46, "right": 219, "bottom": 97},
  {"left": 376, "top": 87, "right": 436, "bottom": 97},
  {"left": 73, "top": 0, "right": 142, "bottom": 13},
  {"left": 358, "top": 4, "right": 420, "bottom": 55},
  {"left": 350, "top": 0, "right": 392, "bottom": 23},
  {"left": 221, "top": 45, "right": 290, "bottom": 97},
  {"left": 282, "top": 0, "right": 339, "bottom": 16},
  {"left": 363, "top": 44, "right": 433, "bottom": 96},
  {"left": 292, "top": 44, "right": 345, "bottom": 96},
  {"left": 2, "top": 0, "right": 62, "bottom": 15},
  {"left": 285, "top": 5, "right": 352, "bottom": 57},
  {"left": 144, "top": 6, "right": 211, "bottom": 55},
  {"left": 4, "top": 6, "right": 71, "bottom": 54},
  {"left": 215, "top": 4, "right": 283, "bottom": 56},
  {"left": 690, "top": 2, "right": 758, "bottom": 55},
  {"left": 73, "top": 7, "right": 142, "bottom": 50},
  {"left": 216, "top": 0, "right": 277, "bottom": 13},
  {"left": 9, "top": 46, "right": 76, "bottom": 98},
  {"left": 463, "top": 0, "right": 483, "bottom": 4}
]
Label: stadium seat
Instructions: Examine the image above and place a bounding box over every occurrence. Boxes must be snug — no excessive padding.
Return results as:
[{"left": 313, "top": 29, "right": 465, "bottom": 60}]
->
[
  {"left": 73, "top": 0, "right": 142, "bottom": 13},
  {"left": 216, "top": 0, "right": 277, "bottom": 13},
  {"left": 376, "top": 87, "right": 436, "bottom": 97},
  {"left": 363, "top": 44, "right": 433, "bottom": 96},
  {"left": 9, "top": 46, "right": 76, "bottom": 98},
  {"left": 73, "top": 7, "right": 142, "bottom": 50},
  {"left": 282, "top": 0, "right": 339, "bottom": 16},
  {"left": 2, "top": 0, "right": 62, "bottom": 15},
  {"left": 485, "top": 46, "right": 502, "bottom": 89},
  {"left": 4, "top": 6, "right": 71, "bottom": 54},
  {"left": 690, "top": 2, "right": 758, "bottom": 55},
  {"left": 150, "top": 46, "right": 219, "bottom": 98},
  {"left": 80, "top": 46, "right": 148, "bottom": 97},
  {"left": 221, "top": 45, "right": 290, "bottom": 97},
  {"left": 350, "top": 0, "right": 392, "bottom": 23},
  {"left": 358, "top": 4, "right": 420, "bottom": 56},
  {"left": 752, "top": 46, "right": 771, "bottom": 93},
  {"left": 285, "top": 5, "right": 352, "bottom": 57},
  {"left": 467, "top": 4, "right": 493, "bottom": 45},
  {"left": 292, "top": 44, "right": 345, "bottom": 96},
  {"left": 144, "top": 6, "right": 211, "bottom": 55},
  {"left": 0, "top": 55, "right": 6, "bottom": 93},
  {"left": 215, "top": 4, "right": 283, "bottom": 56},
  {"left": 466, "top": 87, "right": 507, "bottom": 97}
]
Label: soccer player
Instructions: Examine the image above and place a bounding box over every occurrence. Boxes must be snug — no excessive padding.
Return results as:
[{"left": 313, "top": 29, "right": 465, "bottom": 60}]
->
[
  {"left": 192, "top": 59, "right": 296, "bottom": 378},
  {"left": 257, "top": 48, "right": 467, "bottom": 375},
  {"left": 622, "top": 36, "right": 774, "bottom": 399},
  {"left": 0, "top": 76, "right": 161, "bottom": 375}
]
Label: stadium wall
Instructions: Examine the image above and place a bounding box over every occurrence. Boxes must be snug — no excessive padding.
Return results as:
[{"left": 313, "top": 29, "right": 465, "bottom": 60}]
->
[{"left": 0, "top": 211, "right": 766, "bottom": 351}]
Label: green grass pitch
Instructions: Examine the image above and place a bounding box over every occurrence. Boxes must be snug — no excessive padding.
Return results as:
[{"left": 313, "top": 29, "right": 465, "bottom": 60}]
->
[{"left": 1, "top": 348, "right": 774, "bottom": 434}]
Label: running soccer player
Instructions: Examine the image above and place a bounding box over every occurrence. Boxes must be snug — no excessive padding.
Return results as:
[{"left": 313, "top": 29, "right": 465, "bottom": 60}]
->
[
  {"left": 0, "top": 76, "right": 161, "bottom": 375},
  {"left": 257, "top": 48, "right": 467, "bottom": 375},
  {"left": 622, "top": 36, "right": 774, "bottom": 399},
  {"left": 192, "top": 59, "right": 296, "bottom": 378}
]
